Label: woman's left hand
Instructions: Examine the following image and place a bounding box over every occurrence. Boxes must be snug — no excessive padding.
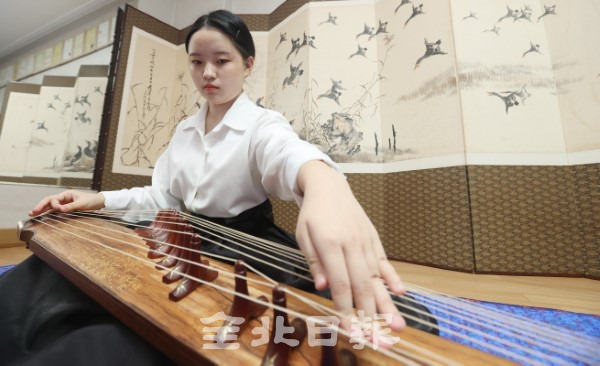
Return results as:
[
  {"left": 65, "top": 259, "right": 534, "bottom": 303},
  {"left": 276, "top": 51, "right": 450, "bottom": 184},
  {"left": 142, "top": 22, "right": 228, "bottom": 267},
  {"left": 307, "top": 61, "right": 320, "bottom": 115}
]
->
[{"left": 295, "top": 161, "right": 406, "bottom": 333}]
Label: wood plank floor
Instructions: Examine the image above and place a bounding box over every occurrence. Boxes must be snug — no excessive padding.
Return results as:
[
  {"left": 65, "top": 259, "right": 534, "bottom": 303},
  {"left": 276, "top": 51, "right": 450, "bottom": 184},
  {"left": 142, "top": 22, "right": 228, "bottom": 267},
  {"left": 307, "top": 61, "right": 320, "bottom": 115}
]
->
[
  {"left": 391, "top": 261, "right": 600, "bottom": 315},
  {"left": 1, "top": 245, "right": 598, "bottom": 315}
]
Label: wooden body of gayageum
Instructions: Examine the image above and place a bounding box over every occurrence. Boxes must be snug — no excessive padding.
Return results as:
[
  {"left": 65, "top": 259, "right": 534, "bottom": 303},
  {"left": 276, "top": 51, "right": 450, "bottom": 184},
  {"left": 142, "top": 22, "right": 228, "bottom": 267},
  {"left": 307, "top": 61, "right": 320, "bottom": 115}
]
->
[{"left": 19, "top": 215, "right": 515, "bottom": 365}]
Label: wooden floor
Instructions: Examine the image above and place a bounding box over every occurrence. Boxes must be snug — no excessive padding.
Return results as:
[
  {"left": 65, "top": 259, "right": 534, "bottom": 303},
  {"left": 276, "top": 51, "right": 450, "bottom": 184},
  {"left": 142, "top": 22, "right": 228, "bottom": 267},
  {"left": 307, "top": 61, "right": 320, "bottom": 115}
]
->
[
  {"left": 391, "top": 261, "right": 600, "bottom": 315},
  {"left": 2, "top": 244, "right": 598, "bottom": 315}
]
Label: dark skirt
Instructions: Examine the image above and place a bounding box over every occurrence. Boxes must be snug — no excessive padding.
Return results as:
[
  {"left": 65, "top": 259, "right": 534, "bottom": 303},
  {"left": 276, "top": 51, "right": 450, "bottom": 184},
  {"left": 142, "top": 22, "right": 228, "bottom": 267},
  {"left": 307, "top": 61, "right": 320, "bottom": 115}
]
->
[
  {"left": 0, "top": 255, "right": 173, "bottom": 366},
  {"left": 0, "top": 201, "right": 437, "bottom": 364}
]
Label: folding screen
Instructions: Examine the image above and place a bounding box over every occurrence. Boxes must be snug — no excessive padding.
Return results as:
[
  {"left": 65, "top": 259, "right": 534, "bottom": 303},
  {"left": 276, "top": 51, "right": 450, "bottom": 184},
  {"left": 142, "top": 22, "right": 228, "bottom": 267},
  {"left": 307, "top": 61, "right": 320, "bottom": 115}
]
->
[
  {"left": 23, "top": 76, "right": 77, "bottom": 182},
  {"left": 0, "top": 83, "right": 40, "bottom": 181},
  {"left": 62, "top": 65, "right": 109, "bottom": 187},
  {"left": 0, "top": 65, "right": 109, "bottom": 187},
  {"left": 97, "top": 1, "right": 599, "bottom": 276}
]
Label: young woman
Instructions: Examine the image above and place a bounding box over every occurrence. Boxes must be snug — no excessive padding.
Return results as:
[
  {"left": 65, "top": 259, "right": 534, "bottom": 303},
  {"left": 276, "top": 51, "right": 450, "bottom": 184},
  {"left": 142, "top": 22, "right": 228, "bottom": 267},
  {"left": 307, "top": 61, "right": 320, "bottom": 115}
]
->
[
  {"left": 2, "top": 9, "right": 434, "bottom": 364},
  {"left": 30, "top": 8, "right": 406, "bottom": 328}
]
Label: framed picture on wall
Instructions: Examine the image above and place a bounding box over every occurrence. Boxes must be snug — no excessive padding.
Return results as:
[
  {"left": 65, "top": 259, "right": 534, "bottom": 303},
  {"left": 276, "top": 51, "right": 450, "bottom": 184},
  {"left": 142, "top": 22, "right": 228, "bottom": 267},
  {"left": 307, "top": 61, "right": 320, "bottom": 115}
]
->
[
  {"left": 33, "top": 52, "right": 44, "bottom": 72},
  {"left": 73, "top": 32, "right": 84, "bottom": 57},
  {"left": 17, "top": 55, "right": 34, "bottom": 79},
  {"left": 62, "top": 38, "right": 74, "bottom": 60},
  {"left": 84, "top": 26, "right": 98, "bottom": 53},
  {"left": 0, "top": 64, "right": 15, "bottom": 87},
  {"left": 97, "top": 20, "right": 111, "bottom": 48},
  {"left": 52, "top": 42, "right": 63, "bottom": 66},
  {"left": 34, "top": 47, "right": 52, "bottom": 72}
]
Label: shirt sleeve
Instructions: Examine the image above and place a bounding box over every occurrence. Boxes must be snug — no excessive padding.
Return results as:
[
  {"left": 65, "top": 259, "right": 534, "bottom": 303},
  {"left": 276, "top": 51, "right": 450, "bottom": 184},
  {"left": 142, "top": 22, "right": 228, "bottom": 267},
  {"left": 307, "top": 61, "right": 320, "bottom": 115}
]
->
[
  {"left": 101, "top": 143, "right": 184, "bottom": 212},
  {"left": 251, "top": 111, "right": 339, "bottom": 205}
]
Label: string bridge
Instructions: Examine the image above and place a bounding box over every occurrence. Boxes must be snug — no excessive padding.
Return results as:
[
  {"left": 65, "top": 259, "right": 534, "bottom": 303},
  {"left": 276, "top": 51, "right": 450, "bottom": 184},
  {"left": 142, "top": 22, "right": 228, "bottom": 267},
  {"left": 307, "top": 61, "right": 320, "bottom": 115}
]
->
[
  {"left": 134, "top": 210, "right": 354, "bottom": 365},
  {"left": 261, "top": 286, "right": 307, "bottom": 366},
  {"left": 216, "top": 261, "right": 269, "bottom": 345},
  {"left": 136, "top": 209, "right": 218, "bottom": 301}
]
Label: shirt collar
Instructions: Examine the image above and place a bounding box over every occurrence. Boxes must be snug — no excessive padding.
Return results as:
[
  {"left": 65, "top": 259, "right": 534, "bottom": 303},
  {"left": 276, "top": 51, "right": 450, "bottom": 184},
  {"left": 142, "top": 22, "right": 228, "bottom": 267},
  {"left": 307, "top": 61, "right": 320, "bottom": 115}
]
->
[
  {"left": 181, "top": 92, "right": 252, "bottom": 133},
  {"left": 221, "top": 92, "right": 252, "bottom": 131}
]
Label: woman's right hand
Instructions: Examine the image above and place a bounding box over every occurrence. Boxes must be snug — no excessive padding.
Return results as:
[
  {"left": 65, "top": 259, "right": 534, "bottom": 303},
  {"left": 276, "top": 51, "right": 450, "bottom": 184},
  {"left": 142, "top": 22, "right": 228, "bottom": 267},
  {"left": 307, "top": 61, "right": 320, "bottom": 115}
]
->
[{"left": 29, "top": 190, "right": 105, "bottom": 217}]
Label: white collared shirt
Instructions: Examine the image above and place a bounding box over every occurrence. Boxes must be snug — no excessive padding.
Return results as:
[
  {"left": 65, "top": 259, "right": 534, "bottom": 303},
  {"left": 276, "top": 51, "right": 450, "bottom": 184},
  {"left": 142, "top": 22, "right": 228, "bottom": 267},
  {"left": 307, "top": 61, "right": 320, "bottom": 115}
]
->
[{"left": 102, "top": 93, "right": 338, "bottom": 217}]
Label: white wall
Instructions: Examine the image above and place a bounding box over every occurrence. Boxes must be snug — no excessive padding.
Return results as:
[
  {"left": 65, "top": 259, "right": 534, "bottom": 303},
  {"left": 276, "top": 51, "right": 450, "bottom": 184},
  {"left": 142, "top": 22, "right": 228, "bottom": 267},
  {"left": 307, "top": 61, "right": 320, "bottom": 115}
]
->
[
  {"left": 136, "top": 0, "right": 177, "bottom": 25},
  {"left": 170, "top": 0, "right": 285, "bottom": 29},
  {"left": 0, "top": 183, "right": 84, "bottom": 227},
  {"left": 135, "top": 0, "right": 286, "bottom": 30}
]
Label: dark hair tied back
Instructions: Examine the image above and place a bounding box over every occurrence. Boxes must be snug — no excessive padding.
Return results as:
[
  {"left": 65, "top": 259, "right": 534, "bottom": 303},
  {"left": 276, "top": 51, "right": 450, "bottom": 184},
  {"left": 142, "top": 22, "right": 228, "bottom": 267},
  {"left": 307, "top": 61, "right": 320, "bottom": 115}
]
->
[{"left": 185, "top": 9, "right": 255, "bottom": 60}]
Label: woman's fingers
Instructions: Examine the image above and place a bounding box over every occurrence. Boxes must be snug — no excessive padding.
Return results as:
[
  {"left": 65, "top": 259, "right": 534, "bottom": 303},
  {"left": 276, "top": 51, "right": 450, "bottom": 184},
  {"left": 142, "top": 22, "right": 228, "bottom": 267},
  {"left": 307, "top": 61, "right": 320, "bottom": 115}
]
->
[
  {"left": 299, "top": 223, "right": 358, "bottom": 320},
  {"left": 379, "top": 257, "right": 405, "bottom": 294},
  {"left": 50, "top": 191, "right": 73, "bottom": 211},
  {"left": 362, "top": 234, "right": 381, "bottom": 282},
  {"left": 28, "top": 197, "right": 52, "bottom": 216},
  {"left": 298, "top": 220, "right": 357, "bottom": 329},
  {"left": 301, "top": 218, "right": 386, "bottom": 331},
  {"left": 57, "top": 191, "right": 86, "bottom": 212},
  {"left": 29, "top": 192, "right": 71, "bottom": 216},
  {"left": 319, "top": 245, "right": 354, "bottom": 329},
  {"left": 344, "top": 244, "right": 377, "bottom": 318},
  {"left": 295, "top": 222, "right": 328, "bottom": 290},
  {"left": 29, "top": 190, "right": 105, "bottom": 217},
  {"left": 369, "top": 234, "right": 407, "bottom": 331},
  {"left": 373, "top": 240, "right": 405, "bottom": 295},
  {"left": 373, "top": 276, "right": 406, "bottom": 332},
  {"left": 297, "top": 219, "right": 405, "bottom": 323},
  {"left": 294, "top": 162, "right": 407, "bottom": 334},
  {"left": 50, "top": 197, "right": 64, "bottom": 211}
]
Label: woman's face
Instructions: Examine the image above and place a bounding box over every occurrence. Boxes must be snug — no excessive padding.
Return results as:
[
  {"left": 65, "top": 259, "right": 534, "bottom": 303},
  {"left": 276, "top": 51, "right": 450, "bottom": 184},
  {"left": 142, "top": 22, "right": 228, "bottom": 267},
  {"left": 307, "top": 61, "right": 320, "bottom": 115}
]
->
[{"left": 187, "top": 27, "right": 253, "bottom": 107}]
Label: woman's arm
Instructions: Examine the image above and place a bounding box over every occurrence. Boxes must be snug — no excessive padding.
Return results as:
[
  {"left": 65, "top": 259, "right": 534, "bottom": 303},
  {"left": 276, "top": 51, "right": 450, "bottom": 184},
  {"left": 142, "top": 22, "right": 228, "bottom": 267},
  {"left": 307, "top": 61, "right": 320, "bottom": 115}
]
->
[
  {"left": 30, "top": 139, "right": 182, "bottom": 216},
  {"left": 251, "top": 111, "right": 405, "bottom": 331},
  {"left": 295, "top": 160, "right": 406, "bottom": 331}
]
